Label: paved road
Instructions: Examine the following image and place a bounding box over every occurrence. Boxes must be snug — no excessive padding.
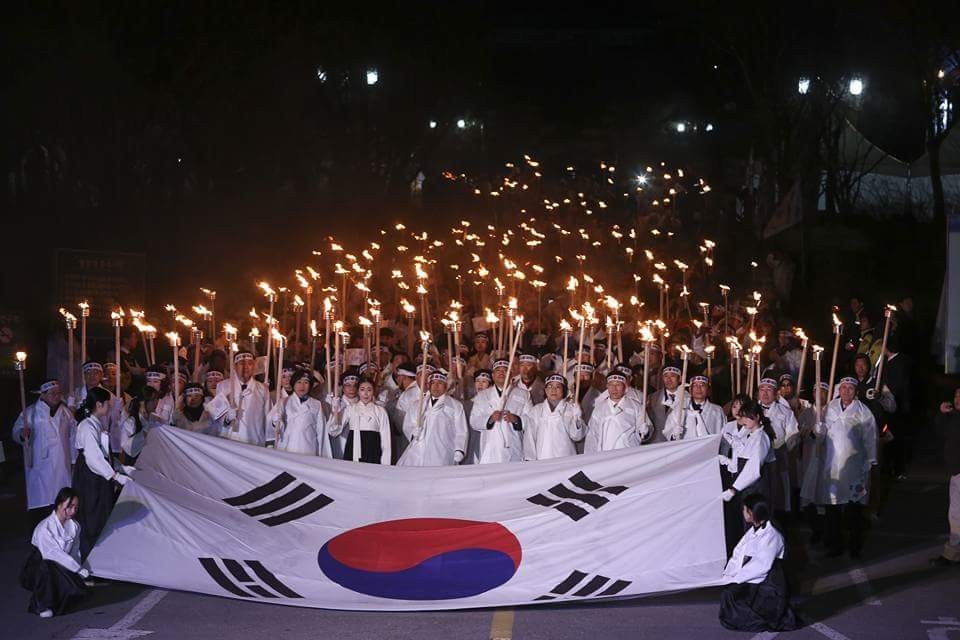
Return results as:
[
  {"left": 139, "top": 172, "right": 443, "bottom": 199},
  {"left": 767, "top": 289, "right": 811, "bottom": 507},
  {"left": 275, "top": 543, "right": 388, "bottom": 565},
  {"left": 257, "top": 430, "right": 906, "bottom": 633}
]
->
[{"left": 2, "top": 456, "right": 958, "bottom": 640}]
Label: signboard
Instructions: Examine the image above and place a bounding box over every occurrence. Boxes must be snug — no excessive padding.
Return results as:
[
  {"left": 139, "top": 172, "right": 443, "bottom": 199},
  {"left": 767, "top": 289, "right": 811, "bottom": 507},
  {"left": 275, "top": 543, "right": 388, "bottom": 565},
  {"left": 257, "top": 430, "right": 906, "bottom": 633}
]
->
[{"left": 54, "top": 249, "right": 146, "bottom": 315}]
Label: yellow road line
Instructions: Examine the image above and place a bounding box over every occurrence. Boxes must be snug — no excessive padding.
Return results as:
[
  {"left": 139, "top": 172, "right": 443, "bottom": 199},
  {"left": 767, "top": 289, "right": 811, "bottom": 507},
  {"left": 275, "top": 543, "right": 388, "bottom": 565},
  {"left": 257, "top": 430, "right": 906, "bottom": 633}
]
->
[{"left": 489, "top": 608, "right": 515, "bottom": 640}]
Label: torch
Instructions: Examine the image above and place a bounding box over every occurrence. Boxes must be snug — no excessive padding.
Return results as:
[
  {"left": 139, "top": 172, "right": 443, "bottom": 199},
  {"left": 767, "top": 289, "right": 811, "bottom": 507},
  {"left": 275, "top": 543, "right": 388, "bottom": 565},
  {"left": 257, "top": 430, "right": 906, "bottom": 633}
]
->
[
  {"left": 402, "top": 299, "right": 417, "bottom": 357},
  {"left": 827, "top": 312, "right": 842, "bottom": 401},
  {"left": 498, "top": 315, "right": 525, "bottom": 412},
  {"left": 572, "top": 307, "right": 588, "bottom": 402},
  {"left": 640, "top": 324, "right": 655, "bottom": 417},
  {"left": 248, "top": 327, "right": 260, "bottom": 357},
  {"left": 719, "top": 284, "right": 730, "bottom": 338},
  {"left": 259, "top": 282, "right": 277, "bottom": 387},
  {"left": 16, "top": 351, "right": 32, "bottom": 469},
  {"left": 559, "top": 318, "right": 572, "bottom": 375},
  {"left": 415, "top": 330, "right": 432, "bottom": 430},
  {"left": 359, "top": 315, "right": 373, "bottom": 363},
  {"left": 676, "top": 345, "right": 691, "bottom": 437},
  {"left": 111, "top": 308, "right": 124, "bottom": 399},
  {"left": 224, "top": 324, "right": 238, "bottom": 378},
  {"left": 60, "top": 309, "right": 77, "bottom": 397},
  {"left": 201, "top": 288, "right": 217, "bottom": 337},
  {"left": 794, "top": 327, "right": 809, "bottom": 398},
  {"left": 166, "top": 332, "right": 181, "bottom": 404},
  {"left": 705, "top": 345, "right": 715, "bottom": 380},
  {"left": 451, "top": 310, "right": 463, "bottom": 381},
  {"left": 79, "top": 301, "right": 90, "bottom": 363},
  {"left": 292, "top": 295, "right": 304, "bottom": 343},
  {"left": 272, "top": 329, "right": 285, "bottom": 406},
  {"left": 872, "top": 305, "right": 896, "bottom": 397}
]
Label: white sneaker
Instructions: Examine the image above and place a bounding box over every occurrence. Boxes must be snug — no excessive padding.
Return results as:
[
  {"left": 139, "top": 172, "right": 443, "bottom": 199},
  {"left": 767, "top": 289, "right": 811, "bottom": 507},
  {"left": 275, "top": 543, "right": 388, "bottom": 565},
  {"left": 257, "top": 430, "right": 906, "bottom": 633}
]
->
[{"left": 38, "top": 609, "right": 53, "bottom": 618}]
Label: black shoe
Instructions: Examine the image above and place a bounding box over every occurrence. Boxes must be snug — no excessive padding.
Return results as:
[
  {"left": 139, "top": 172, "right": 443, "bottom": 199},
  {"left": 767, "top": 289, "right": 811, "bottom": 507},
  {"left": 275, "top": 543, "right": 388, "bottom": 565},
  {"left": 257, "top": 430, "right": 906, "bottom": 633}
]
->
[{"left": 929, "top": 556, "right": 960, "bottom": 567}]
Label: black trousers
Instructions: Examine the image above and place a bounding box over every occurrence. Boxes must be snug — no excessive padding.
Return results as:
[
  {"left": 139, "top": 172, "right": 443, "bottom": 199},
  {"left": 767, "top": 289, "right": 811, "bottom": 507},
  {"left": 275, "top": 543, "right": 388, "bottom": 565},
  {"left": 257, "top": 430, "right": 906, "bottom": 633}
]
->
[
  {"left": 824, "top": 502, "right": 863, "bottom": 555},
  {"left": 72, "top": 452, "right": 117, "bottom": 560},
  {"left": 19, "top": 548, "right": 87, "bottom": 615}
]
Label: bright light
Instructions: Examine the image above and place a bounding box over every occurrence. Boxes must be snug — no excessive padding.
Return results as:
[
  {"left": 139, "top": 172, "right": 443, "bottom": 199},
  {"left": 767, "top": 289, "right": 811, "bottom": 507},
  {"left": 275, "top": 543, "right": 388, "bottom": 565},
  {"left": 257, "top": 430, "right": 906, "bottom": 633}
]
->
[
  {"left": 849, "top": 77, "right": 864, "bottom": 96},
  {"left": 316, "top": 67, "right": 327, "bottom": 83},
  {"left": 636, "top": 174, "right": 648, "bottom": 185},
  {"left": 429, "top": 120, "right": 438, "bottom": 129},
  {"left": 705, "top": 123, "right": 714, "bottom": 132},
  {"left": 676, "top": 122, "right": 686, "bottom": 133},
  {"left": 798, "top": 77, "right": 810, "bottom": 94},
  {"left": 366, "top": 68, "right": 379, "bottom": 85},
  {"left": 457, "top": 118, "right": 467, "bottom": 129},
  {"left": 938, "top": 69, "right": 946, "bottom": 79}
]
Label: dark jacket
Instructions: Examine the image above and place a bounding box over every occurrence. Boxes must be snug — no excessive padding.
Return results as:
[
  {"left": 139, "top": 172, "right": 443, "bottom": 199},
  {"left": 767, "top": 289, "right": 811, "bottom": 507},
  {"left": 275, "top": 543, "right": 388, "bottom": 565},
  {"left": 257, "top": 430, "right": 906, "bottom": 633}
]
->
[{"left": 938, "top": 410, "right": 960, "bottom": 476}]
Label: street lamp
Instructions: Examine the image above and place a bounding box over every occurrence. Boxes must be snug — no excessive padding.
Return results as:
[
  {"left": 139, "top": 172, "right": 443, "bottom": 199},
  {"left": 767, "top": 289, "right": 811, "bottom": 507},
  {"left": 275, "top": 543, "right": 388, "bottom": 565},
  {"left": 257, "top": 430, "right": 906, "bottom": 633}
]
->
[
  {"left": 798, "top": 77, "right": 810, "bottom": 95},
  {"left": 366, "top": 68, "right": 379, "bottom": 85},
  {"left": 705, "top": 123, "right": 715, "bottom": 132},
  {"left": 429, "top": 120, "right": 438, "bottom": 129},
  {"left": 457, "top": 118, "right": 467, "bottom": 129},
  {"left": 676, "top": 122, "right": 686, "bottom": 133},
  {"left": 848, "top": 77, "right": 864, "bottom": 96}
]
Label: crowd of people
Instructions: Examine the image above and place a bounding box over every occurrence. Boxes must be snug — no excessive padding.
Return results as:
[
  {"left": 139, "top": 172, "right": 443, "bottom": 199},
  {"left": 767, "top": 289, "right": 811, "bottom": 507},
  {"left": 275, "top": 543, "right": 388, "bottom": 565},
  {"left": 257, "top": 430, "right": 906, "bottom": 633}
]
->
[{"left": 10, "top": 275, "right": 958, "bottom": 632}]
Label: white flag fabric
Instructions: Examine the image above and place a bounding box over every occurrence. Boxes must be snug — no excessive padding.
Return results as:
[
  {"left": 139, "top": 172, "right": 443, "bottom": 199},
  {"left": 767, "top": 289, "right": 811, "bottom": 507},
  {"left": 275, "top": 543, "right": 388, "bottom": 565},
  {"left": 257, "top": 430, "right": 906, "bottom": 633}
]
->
[{"left": 88, "top": 426, "right": 727, "bottom": 611}]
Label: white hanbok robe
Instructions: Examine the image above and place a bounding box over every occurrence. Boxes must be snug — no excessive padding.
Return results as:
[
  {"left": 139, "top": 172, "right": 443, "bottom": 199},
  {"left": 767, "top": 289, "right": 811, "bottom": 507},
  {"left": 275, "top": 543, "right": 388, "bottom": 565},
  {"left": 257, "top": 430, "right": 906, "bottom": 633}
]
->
[
  {"left": 172, "top": 406, "right": 218, "bottom": 436},
  {"left": 722, "top": 522, "right": 785, "bottom": 584},
  {"left": 398, "top": 394, "right": 469, "bottom": 466},
  {"left": 584, "top": 396, "right": 650, "bottom": 454},
  {"left": 329, "top": 400, "right": 392, "bottom": 464},
  {"left": 120, "top": 408, "right": 167, "bottom": 458},
  {"left": 811, "top": 397, "right": 878, "bottom": 505},
  {"left": 469, "top": 384, "right": 532, "bottom": 463},
  {"left": 31, "top": 512, "right": 83, "bottom": 573},
  {"left": 270, "top": 394, "right": 331, "bottom": 457},
  {"left": 663, "top": 398, "right": 725, "bottom": 441},
  {"left": 522, "top": 399, "right": 584, "bottom": 461},
  {"left": 68, "top": 385, "right": 122, "bottom": 453},
  {"left": 207, "top": 377, "right": 271, "bottom": 446},
  {"left": 13, "top": 401, "right": 76, "bottom": 509}
]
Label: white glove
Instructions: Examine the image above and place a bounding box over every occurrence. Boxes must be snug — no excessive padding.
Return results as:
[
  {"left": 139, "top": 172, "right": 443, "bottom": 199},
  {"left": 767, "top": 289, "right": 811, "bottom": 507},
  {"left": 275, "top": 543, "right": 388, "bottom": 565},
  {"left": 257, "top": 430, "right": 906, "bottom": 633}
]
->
[
  {"left": 865, "top": 387, "right": 877, "bottom": 400},
  {"left": 717, "top": 454, "right": 731, "bottom": 466},
  {"left": 121, "top": 465, "right": 137, "bottom": 475},
  {"left": 115, "top": 473, "right": 133, "bottom": 487},
  {"left": 721, "top": 489, "right": 736, "bottom": 502},
  {"left": 454, "top": 450, "right": 465, "bottom": 464},
  {"left": 78, "top": 568, "right": 90, "bottom": 579}
]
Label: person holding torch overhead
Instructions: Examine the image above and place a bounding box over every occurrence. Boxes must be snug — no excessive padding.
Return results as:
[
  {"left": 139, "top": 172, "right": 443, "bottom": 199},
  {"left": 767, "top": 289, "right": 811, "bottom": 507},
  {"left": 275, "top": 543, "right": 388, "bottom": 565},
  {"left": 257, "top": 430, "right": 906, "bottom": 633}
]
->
[{"left": 470, "top": 358, "right": 531, "bottom": 464}]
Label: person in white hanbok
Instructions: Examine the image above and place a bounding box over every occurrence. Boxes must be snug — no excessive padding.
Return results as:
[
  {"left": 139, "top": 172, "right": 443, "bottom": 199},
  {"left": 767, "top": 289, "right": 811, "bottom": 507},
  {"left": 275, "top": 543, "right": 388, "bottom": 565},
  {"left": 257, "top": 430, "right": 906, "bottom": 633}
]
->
[
  {"left": 718, "top": 494, "right": 798, "bottom": 632},
  {"left": 385, "top": 363, "right": 419, "bottom": 461},
  {"left": 663, "top": 375, "right": 725, "bottom": 441},
  {"left": 398, "top": 372, "right": 468, "bottom": 466},
  {"left": 811, "top": 377, "right": 878, "bottom": 558},
  {"left": 68, "top": 362, "right": 121, "bottom": 457},
  {"left": 571, "top": 363, "right": 601, "bottom": 424},
  {"left": 516, "top": 352, "right": 546, "bottom": 405},
  {"left": 207, "top": 351, "right": 271, "bottom": 446},
  {"left": 120, "top": 386, "right": 167, "bottom": 462},
  {"left": 20, "top": 488, "right": 90, "bottom": 618},
  {"left": 758, "top": 378, "right": 800, "bottom": 513},
  {"left": 329, "top": 380, "right": 391, "bottom": 464},
  {"left": 144, "top": 367, "right": 174, "bottom": 427},
  {"left": 172, "top": 383, "right": 218, "bottom": 435},
  {"left": 646, "top": 364, "right": 683, "bottom": 443},
  {"left": 269, "top": 369, "right": 331, "bottom": 456},
  {"left": 326, "top": 369, "right": 361, "bottom": 458},
  {"left": 585, "top": 371, "right": 651, "bottom": 453},
  {"left": 470, "top": 358, "right": 532, "bottom": 463},
  {"left": 523, "top": 374, "right": 584, "bottom": 460},
  {"left": 12, "top": 379, "right": 76, "bottom": 513}
]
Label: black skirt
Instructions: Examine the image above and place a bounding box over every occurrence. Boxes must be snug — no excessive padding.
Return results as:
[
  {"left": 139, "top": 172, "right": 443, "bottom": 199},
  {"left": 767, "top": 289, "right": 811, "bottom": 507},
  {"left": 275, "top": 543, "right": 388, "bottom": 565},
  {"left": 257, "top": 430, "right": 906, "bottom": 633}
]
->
[
  {"left": 723, "top": 457, "right": 773, "bottom": 556},
  {"left": 718, "top": 559, "right": 799, "bottom": 632},
  {"left": 72, "top": 449, "right": 117, "bottom": 560},
  {"left": 19, "top": 548, "right": 87, "bottom": 615},
  {"left": 342, "top": 430, "right": 383, "bottom": 464}
]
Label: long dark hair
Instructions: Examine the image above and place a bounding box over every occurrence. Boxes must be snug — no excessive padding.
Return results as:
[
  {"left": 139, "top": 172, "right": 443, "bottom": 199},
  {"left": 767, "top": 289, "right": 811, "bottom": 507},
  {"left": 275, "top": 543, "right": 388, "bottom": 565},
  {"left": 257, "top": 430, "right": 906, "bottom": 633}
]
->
[
  {"left": 127, "top": 386, "right": 160, "bottom": 435},
  {"left": 54, "top": 487, "right": 80, "bottom": 511},
  {"left": 737, "top": 398, "right": 777, "bottom": 442},
  {"left": 75, "top": 386, "right": 111, "bottom": 422}
]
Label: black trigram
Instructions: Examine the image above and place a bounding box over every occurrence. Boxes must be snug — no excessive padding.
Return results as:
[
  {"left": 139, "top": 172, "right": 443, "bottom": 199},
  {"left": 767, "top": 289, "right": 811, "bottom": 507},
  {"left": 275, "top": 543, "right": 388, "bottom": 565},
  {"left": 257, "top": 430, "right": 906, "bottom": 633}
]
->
[
  {"left": 535, "top": 570, "right": 632, "bottom": 601},
  {"left": 223, "top": 472, "right": 332, "bottom": 526},
  {"left": 199, "top": 558, "right": 303, "bottom": 599},
  {"left": 526, "top": 471, "right": 627, "bottom": 521}
]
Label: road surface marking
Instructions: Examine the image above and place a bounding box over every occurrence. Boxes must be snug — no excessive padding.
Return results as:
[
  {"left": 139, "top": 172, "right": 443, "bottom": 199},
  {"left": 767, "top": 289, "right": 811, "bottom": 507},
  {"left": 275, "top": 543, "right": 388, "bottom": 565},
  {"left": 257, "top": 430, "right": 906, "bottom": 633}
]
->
[
  {"left": 489, "top": 608, "right": 515, "bottom": 640},
  {"left": 810, "top": 622, "right": 852, "bottom": 640},
  {"left": 847, "top": 567, "right": 881, "bottom": 606},
  {"left": 72, "top": 589, "right": 168, "bottom": 639}
]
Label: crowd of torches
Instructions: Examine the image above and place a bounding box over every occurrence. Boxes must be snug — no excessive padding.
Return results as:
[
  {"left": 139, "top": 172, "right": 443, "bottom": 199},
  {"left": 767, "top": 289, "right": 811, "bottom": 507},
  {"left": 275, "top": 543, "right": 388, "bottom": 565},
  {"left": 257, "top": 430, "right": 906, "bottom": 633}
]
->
[{"left": 13, "top": 153, "right": 900, "bottom": 449}]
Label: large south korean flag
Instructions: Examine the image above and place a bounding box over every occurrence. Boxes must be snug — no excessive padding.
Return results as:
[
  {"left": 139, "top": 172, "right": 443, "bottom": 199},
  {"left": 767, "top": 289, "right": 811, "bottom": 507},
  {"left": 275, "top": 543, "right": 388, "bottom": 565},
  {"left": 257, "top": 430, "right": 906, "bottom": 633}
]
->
[{"left": 88, "top": 426, "right": 727, "bottom": 611}]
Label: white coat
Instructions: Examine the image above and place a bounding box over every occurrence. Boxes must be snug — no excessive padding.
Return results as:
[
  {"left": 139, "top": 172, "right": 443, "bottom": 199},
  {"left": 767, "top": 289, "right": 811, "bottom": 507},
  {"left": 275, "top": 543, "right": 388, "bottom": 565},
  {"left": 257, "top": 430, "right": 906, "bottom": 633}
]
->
[
  {"left": 270, "top": 394, "right": 332, "bottom": 457},
  {"left": 31, "top": 512, "right": 83, "bottom": 573},
  {"left": 722, "top": 522, "right": 784, "bottom": 584},
  {"left": 811, "top": 397, "right": 878, "bottom": 505},
  {"left": 398, "top": 394, "right": 469, "bottom": 466},
  {"left": 584, "top": 396, "right": 650, "bottom": 454},
  {"left": 208, "top": 376, "right": 271, "bottom": 446},
  {"left": 663, "top": 398, "right": 725, "bottom": 441},
  {"left": 469, "top": 384, "right": 531, "bottom": 463},
  {"left": 12, "top": 401, "right": 76, "bottom": 510},
  {"left": 68, "top": 385, "right": 123, "bottom": 453},
  {"left": 522, "top": 399, "right": 584, "bottom": 461},
  {"left": 329, "top": 400, "right": 392, "bottom": 464}
]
